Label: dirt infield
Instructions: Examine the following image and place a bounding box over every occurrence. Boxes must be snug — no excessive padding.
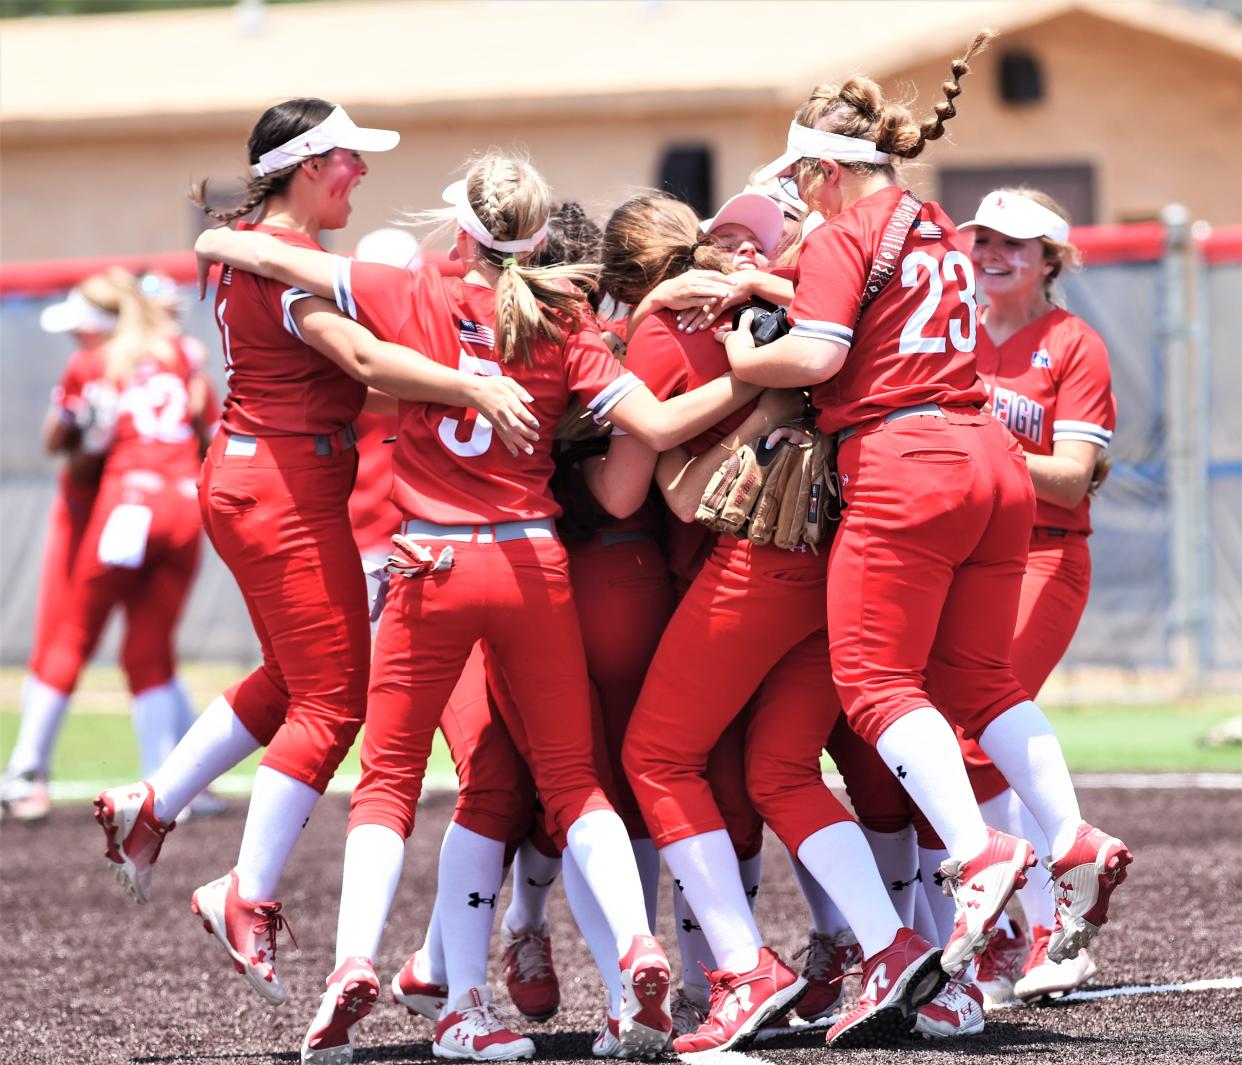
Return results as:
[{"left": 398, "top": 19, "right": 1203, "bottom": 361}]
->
[{"left": 3, "top": 785, "right": 1240, "bottom": 1064}]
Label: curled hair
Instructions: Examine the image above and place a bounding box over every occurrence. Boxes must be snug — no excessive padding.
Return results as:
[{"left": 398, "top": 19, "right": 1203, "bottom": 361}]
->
[
  {"left": 78, "top": 268, "right": 176, "bottom": 384},
  {"left": 993, "top": 186, "right": 1081, "bottom": 301},
  {"left": 530, "top": 201, "right": 605, "bottom": 309},
  {"left": 601, "top": 192, "right": 729, "bottom": 308},
  {"left": 190, "top": 97, "right": 335, "bottom": 226},
  {"left": 792, "top": 30, "right": 994, "bottom": 194},
  {"left": 460, "top": 153, "right": 598, "bottom": 366}
]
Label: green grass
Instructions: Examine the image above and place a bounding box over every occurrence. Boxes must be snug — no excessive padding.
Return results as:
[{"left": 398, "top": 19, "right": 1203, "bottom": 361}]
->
[{"left": 1, "top": 665, "right": 1238, "bottom": 789}]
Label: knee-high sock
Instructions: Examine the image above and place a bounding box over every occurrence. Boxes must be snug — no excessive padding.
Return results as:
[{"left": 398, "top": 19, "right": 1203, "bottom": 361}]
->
[
  {"left": 917, "top": 846, "right": 957, "bottom": 948},
  {"left": 172, "top": 676, "right": 198, "bottom": 736},
  {"left": 739, "top": 852, "right": 762, "bottom": 913},
  {"left": 673, "top": 872, "right": 715, "bottom": 996},
  {"left": 979, "top": 701, "right": 1082, "bottom": 858},
  {"left": 419, "top": 882, "right": 448, "bottom": 986},
  {"left": 7, "top": 675, "right": 70, "bottom": 777},
  {"left": 632, "top": 837, "right": 661, "bottom": 931},
  {"left": 150, "top": 694, "right": 259, "bottom": 822},
  {"left": 563, "top": 848, "right": 625, "bottom": 1017},
  {"left": 661, "top": 830, "right": 762, "bottom": 974},
  {"left": 912, "top": 871, "right": 941, "bottom": 946},
  {"left": 566, "top": 809, "right": 652, "bottom": 956},
  {"left": 860, "top": 825, "right": 919, "bottom": 928},
  {"left": 438, "top": 821, "right": 506, "bottom": 1000},
  {"left": 875, "top": 707, "right": 989, "bottom": 860},
  {"left": 797, "top": 822, "right": 903, "bottom": 959},
  {"left": 131, "top": 681, "right": 184, "bottom": 781},
  {"left": 335, "top": 823, "right": 406, "bottom": 965},
  {"left": 504, "top": 839, "right": 562, "bottom": 934},
  {"left": 234, "top": 765, "right": 319, "bottom": 901},
  {"left": 980, "top": 788, "right": 1055, "bottom": 930},
  {"left": 789, "top": 850, "right": 850, "bottom": 937}
]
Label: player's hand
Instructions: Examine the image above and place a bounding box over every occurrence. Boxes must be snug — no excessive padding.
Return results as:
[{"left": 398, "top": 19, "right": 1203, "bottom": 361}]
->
[
  {"left": 467, "top": 375, "right": 540, "bottom": 457},
  {"left": 194, "top": 229, "right": 230, "bottom": 300},
  {"left": 676, "top": 274, "right": 750, "bottom": 334},
  {"left": 718, "top": 309, "right": 757, "bottom": 357}
]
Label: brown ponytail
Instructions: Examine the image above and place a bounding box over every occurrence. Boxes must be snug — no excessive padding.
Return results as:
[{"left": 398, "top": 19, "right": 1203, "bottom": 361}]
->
[{"left": 189, "top": 97, "right": 335, "bottom": 227}]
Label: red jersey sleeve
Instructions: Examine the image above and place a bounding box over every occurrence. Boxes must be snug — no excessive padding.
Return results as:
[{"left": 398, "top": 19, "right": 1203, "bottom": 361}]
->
[
  {"left": 788, "top": 224, "right": 868, "bottom": 349},
  {"left": 333, "top": 259, "right": 420, "bottom": 345},
  {"left": 623, "top": 314, "right": 691, "bottom": 400},
  {"left": 1051, "top": 323, "right": 1115, "bottom": 450},
  {"left": 561, "top": 315, "right": 638, "bottom": 420}
]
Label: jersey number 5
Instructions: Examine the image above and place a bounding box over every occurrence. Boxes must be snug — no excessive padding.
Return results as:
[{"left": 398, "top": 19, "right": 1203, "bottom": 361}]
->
[
  {"left": 438, "top": 348, "right": 500, "bottom": 457},
  {"left": 898, "top": 250, "right": 977, "bottom": 355}
]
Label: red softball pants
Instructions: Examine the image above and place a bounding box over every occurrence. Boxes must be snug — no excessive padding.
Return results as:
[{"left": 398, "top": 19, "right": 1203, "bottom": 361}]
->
[
  {"left": 28, "top": 491, "right": 94, "bottom": 679},
  {"left": 200, "top": 430, "right": 370, "bottom": 793},
  {"left": 624, "top": 536, "right": 850, "bottom": 856},
  {"left": 37, "top": 474, "right": 202, "bottom": 697},
  {"left": 828, "top": 409, "right": 1033, "bottom": 747},
  {"left": 350, "top": 533, "right": 614, "bottom": 842}
]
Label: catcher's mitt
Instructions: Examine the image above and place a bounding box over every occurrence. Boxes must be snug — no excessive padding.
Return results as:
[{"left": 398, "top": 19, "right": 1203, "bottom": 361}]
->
[{"left": 695, "top": 428, "right": 840, "bottom": 551}]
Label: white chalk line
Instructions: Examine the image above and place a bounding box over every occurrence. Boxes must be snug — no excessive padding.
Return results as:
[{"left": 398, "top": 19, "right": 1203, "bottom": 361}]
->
[{"left": 44, "top": 770, "right": 1242, "bottom": 804}]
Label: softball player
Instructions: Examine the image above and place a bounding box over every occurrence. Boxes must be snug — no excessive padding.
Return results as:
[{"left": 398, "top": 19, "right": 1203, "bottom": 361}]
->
[
  {"left": 957, "top": 187, "right": 1117, "bottom": 1004},
  {"left": 727, "top": 31, "right": 1131, "bottom": 1042},
  {"left": 0, "top": 282, "right": 114, "bottom": 821},
  {"left": 192, "top": 151, "right": 759, "bottom": 1064},
  {"left": 93, "top": 101, "right": 538, "bottom": 1008}
]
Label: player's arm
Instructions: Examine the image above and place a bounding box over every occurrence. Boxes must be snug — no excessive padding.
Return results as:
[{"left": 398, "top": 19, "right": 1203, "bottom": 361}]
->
[
  {"left": 195, "top": 228, "right": 337, "bottom": 300},
  {"left": 723, "top": 310, "right": 846, "bottom": 387},
  {"left": 580, "top": 435, "right": 659, "bottom": 519},
  {"left": 1024, "top": 439, "right": 1101, "bottom": 510},
  {"left": 363, "top": 388, "right": 398, "bottom": 415},
  {"left": 291, "top": 299, "right": 539, "bottom": 456},
  {"left": 604, "top": 372, "right": 760, "bottom": 454},
  {"left": 629, "top": 270, "right": 737, "bottom": 334},
  {"left": 656, "top": 388, "right": 806, "bottom": 522}
]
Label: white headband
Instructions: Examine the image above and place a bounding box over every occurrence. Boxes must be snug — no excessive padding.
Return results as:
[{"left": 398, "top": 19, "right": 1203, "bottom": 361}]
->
[
  {"left": 754, "top": 120, "right": 891, "bottom": 182},
  {"left": 959, "top": 191, "right": 1071, "bottom": 244},
  {"left": 249, "top": 106, "right": 400, "bottom": 178},
  {"left": 442, "top": 180, "right": 550, "bottom": 254}
]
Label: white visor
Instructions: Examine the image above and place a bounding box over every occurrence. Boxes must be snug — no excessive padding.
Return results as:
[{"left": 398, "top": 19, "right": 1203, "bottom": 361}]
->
[
  {"left": 442, "top": 180, "right": 549, "bottom": 254},
  {"left": 701, "top": 192, "right": 786, "bottom": 258},
  {"left": 249, "top": 106, "right": 400, "bottom": 177},
  {"left": 754, "top": 120, "right": 891, "bottom": 183},
  {"left": 40, "top": 289, "right": 118, "bottom": 335},
  {"left": 355, "top": 227, "right": 423, "bottom": 271},
  {"left": 959, "top": 191, "right": 1071, "bottom": 244}
]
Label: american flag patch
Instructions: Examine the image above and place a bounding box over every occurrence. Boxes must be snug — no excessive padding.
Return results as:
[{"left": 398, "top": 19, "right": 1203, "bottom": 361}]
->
[
  {"left": 459, "top": 319, "right": 495, "bottom": 349},
  {"left": 1031, "top": 349, "right": 1052, "bottom": 369},
  {"left": 917, "top": 222, "right": 942, "bottom": 240}
]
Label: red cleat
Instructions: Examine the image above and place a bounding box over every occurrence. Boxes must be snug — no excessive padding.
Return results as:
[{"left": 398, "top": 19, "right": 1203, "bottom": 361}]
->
[
  {"left": 1046, "top": 822, "right": 1133, "bottom": 962},
  {"left": 94, "top": 781, "right": 175, "bottom": 904},
  {"left": 939, "top": 828, "right": 1036, "bottom": 974},
  {"left": 391, "top": 950, "right": 449, "bottom": 1020},
  {"left": 793, "top": 930, "right": 861, "bottom": 1021},
  {"left": 617, "top": 935, "right": 671, "bottom": 1058},
  {"left": 501, "top": 922, "right": 559, "bottom": 1022},
  {"left": 826, "top": 928, "right": 944, "bottom": 1048},
  {"left": 301, "top": 956, "right": 380, "bottom": 1064}
]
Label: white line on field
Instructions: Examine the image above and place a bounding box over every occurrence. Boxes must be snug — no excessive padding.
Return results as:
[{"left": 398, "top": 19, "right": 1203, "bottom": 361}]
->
[
  {"left": 42, "top": 770, "right": 1242, "bottom": 804},
  {"left": 989, "top": 975, "right": 1242, "bottom": 1010},
  {"left": 679, "top": 1051, "right": 774, "bottom": 1065}
]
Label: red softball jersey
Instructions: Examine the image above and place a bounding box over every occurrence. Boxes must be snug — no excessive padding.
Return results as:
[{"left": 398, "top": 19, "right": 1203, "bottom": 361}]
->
[
  {"left": 974, "top": 308, "right": 1115, "bottom": 535},
  {"left": 50, "top": 346, "right": 107, "bottom": 508},
  {"left": 332, "top": 259, "right": 640, "bottom": 524},
  {"left": 102, "top": 341, "right": 206, "bottom": 481},
  {"left": 213, "top": 223, "right": 367, "bottom": 436},
  {"left": 787, "top": 186, "right": 988, "bottom": 434}
]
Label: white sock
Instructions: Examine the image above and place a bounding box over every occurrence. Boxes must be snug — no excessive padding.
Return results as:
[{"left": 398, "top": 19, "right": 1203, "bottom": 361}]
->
[
  {"left": 797, "top": 822, "right": 903, "bottom": 959},
  {"left": 978, "top": 701, "right": 1082, "bottom": 858},
  {"left": 980, "top": 788, "right": 1055, "bottom": 929},
  {"left": 632, "top": 837, "right": 662, "bottom": 931},
  {"left": 131, "top": 681, "right": 184, "bottom": 780},
  {"left": 739, "top": 852, "right": 762, "bottom": 913},
  {"left": 172, "top": 676, "right": 198, "bottom": 736},
  {"left": 421, "top": 897, "right": 448, "bottom": 986},
  {"left": 335, "top": 823, "right": 406, "bottom": 965},
  {"left": 789, "top": 851, "right": 850, "bottom": 936},
  {"left": 234, "top": 765, "right": 319, "bottom": 901},
  {"left": 150, "top": 695, "right": 260, "bottom": 822},
  {"left": 918, "top": 847, "right": 957, "bottom": 948},
  {"left": 504, "top": 839, "right": 562, "bottom": 934},
  {"left": 566, "top": 809, "right": 652, "bottom": 956},
  {"left": 661, "top": 830, "right": 762, "bottom": 974},
  {"left": 673, "top": 871, "right": 716, "bottom": 994},
  {"left": 7, "top": 675, "right": 71, "bottom": 777},
  {"left": 860, "top": 825, "right": 919, "bottom": 927},
  {"left": 875, "top": 707, "right": 989, "bottom": 859},
  {"left": 912, "top": 872, "right": 941, "bottom": 946},
  {"left": 563, "top": 848, "right": 625, "bottom": 1017},
  {"left": 438, "top": 822, "right": 506, "bottom": 1000}
]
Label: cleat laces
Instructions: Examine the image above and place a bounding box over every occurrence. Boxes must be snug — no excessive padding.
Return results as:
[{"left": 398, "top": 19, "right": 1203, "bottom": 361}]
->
[
  {"left": 252, "top": 904, "right": 297, "bottom": 971},
  {"left": 510, "top": 931, "right": 553, "bottom": 982},
  {"left": 793, "top": 932, "right": 858, "bottom": 988}
]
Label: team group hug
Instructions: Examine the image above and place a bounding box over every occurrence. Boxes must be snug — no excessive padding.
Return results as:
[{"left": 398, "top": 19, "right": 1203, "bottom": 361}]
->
[{"left": 1, "top": 28, "right": 1132, "bottom": 1065}]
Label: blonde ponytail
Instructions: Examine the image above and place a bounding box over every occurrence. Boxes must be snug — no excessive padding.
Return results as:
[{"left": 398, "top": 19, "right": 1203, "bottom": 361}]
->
[{"left": 80, "top": 268, "right": 175, "bottom": 384}]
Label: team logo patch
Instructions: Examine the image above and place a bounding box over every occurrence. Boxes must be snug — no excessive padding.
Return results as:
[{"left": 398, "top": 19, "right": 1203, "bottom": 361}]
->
[
  {"left": 459, "top": 318, "right": 496, "bottom": 349},
  {"left": 1031, "top": 348, "right": 1052, "bottom": 368},
  {"left": 917, "top": 221, "right": 942, "bottom": 240}
]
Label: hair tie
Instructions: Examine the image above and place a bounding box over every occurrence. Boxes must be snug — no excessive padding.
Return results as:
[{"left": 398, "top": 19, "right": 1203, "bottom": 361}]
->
[
  {"left": 502, "top": 257, "right": 518, "bottom": 268},
  {"left": 691, "top": 239, "right": 711, "bottom": 252}
]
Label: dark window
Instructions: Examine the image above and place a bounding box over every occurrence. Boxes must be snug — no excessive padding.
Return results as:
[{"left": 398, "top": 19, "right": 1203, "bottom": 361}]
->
[
  {"left": 938, "top": 164, "right": 1096, "bottom": 226},
  {"left": 657, "top": 145, "right": 715, "bottom": 220}
]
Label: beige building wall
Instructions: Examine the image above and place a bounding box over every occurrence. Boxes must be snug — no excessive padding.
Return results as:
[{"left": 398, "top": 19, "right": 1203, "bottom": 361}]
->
[{"left": 2, "top": 5, "right": 1239, "bottom": 262}]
